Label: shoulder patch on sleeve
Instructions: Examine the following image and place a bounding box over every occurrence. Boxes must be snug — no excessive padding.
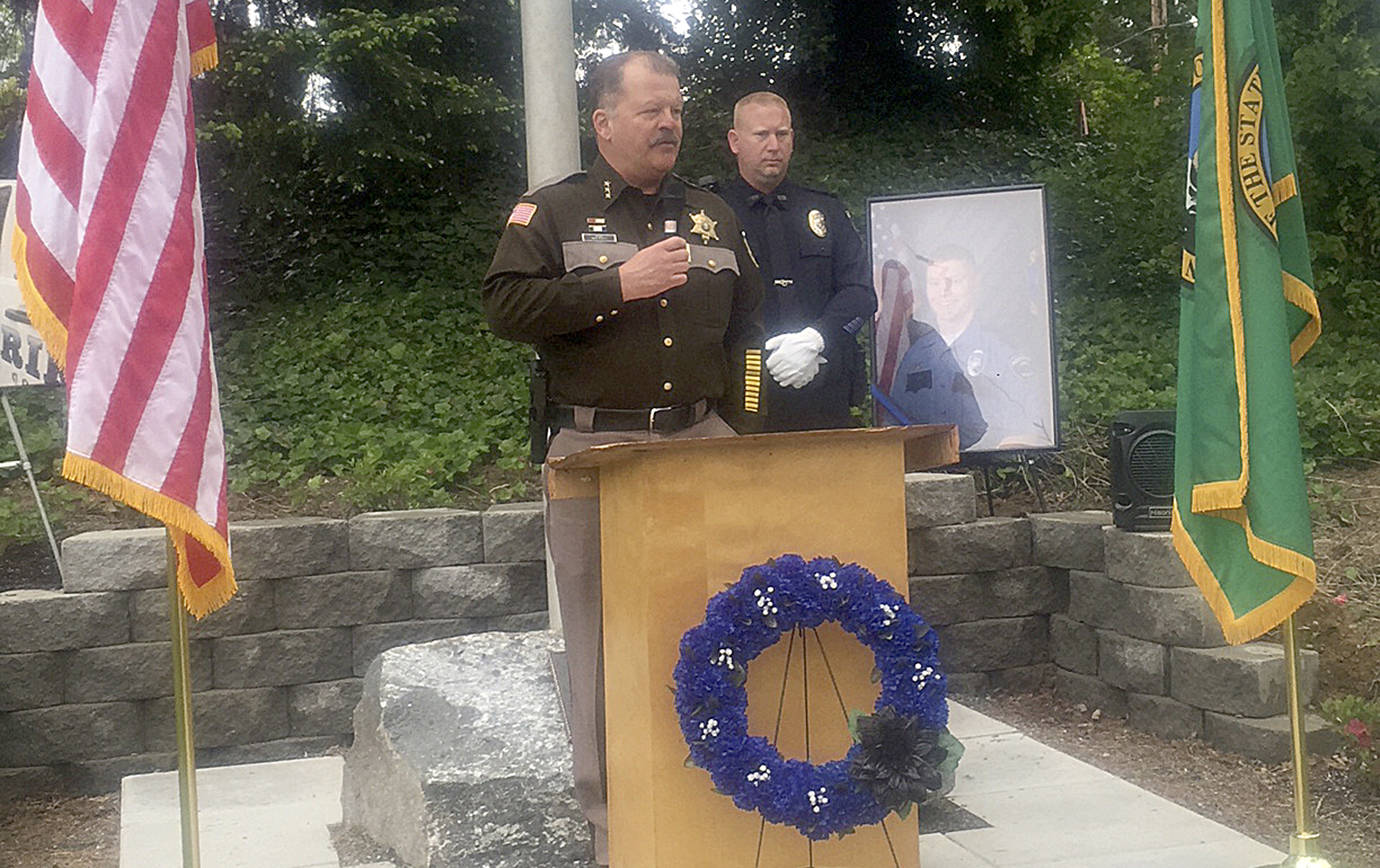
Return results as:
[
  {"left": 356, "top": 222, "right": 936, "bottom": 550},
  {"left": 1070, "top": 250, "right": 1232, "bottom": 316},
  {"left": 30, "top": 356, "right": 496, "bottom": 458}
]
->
[{"left": 508, "top": 202, "right": 538, "bottom": 227}]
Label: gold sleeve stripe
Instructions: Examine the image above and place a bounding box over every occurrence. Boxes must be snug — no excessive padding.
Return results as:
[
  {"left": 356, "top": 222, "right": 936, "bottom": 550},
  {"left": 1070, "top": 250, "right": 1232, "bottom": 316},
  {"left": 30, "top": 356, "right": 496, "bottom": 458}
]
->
[
  {"left": 744, "top": 349, "right": 762, "bottom": 413},
  {"left": 1271, "top": 173, "right": 1297, "bottom": 206}
]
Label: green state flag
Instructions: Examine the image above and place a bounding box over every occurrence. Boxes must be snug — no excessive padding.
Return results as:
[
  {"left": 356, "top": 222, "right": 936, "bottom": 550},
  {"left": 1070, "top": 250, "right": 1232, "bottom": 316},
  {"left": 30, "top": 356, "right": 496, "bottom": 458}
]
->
[{"left": 1174, "top": 0, "right": 1322, "bottom": 644}]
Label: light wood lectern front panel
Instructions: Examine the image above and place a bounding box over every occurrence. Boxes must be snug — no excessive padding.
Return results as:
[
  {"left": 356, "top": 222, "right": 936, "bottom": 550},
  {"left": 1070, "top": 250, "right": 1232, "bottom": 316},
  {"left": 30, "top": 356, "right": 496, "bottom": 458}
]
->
[{"left": 549, "top": 426, "right": 956, "bottom": 868}]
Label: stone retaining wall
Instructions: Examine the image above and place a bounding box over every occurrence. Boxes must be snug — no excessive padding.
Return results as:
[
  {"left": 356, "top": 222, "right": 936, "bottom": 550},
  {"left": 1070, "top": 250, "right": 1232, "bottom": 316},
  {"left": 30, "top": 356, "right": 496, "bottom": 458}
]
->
[
  {"left": 0, "top": 504, "right": 547, "bottom": 794},
  {"left": 0, "top": 473, "right": 1337, "bottom": 790},
  {"left": 1049, "top": 523, "right": 1336, "bottom": 761}
]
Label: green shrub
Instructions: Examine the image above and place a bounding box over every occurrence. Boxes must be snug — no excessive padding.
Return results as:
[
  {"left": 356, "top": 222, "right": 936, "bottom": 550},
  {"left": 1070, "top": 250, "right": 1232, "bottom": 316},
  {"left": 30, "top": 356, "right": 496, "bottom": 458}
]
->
[{"left": 215, "top": 193, "right": 532, "bottom": 509}]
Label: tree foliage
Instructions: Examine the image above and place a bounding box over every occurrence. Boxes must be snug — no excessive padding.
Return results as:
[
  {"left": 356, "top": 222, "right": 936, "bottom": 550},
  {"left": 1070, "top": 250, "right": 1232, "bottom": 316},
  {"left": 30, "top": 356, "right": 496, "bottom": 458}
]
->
[
  {"left": 1277, "top": 0, "right": 1380, "bottom": 332},
  {"left": 672, "top": 0, "right": 1105, "bottom": 127},
  {"left": 194, "top": 2, "right": 522, "bottom": 302},
  {"left": 0, "top": 0, "right": 1378, "bottom": 518}
]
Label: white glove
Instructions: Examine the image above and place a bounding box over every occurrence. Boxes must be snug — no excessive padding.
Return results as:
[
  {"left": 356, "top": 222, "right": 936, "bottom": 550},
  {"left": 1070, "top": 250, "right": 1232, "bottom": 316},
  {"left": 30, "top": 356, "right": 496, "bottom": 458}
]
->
[{"left": 764, "top": 327, "right": 826, "bottom": 389}]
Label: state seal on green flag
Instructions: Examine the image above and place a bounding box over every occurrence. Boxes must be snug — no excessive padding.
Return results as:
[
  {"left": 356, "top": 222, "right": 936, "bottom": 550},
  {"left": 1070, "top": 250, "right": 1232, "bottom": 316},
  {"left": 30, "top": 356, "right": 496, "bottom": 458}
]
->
[{"left": 1174, "top": 0, "right": 1322, "bottom": 645}]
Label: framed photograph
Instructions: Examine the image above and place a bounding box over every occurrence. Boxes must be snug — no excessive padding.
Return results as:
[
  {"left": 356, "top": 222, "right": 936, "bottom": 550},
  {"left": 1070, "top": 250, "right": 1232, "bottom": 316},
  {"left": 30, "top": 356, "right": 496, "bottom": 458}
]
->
[{"left": 868, "top": 184, "right": 1059, "bottom": 457}]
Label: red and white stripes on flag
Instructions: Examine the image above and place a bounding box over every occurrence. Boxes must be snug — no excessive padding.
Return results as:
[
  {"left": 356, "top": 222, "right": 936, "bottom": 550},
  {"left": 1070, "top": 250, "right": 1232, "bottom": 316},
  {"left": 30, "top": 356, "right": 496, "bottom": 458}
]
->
[
  {"left": 873, "top": 259, "right": 915, "bottom": 418},
  {"left": 11, "top": 0, "right": 235, "bottom": 616}
]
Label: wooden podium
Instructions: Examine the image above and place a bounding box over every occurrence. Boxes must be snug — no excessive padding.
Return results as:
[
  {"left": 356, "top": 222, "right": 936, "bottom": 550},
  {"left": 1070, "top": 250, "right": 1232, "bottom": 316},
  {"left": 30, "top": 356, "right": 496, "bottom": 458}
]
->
[{"left": 548, "top": 425, "right": 957, "bottom": 868}]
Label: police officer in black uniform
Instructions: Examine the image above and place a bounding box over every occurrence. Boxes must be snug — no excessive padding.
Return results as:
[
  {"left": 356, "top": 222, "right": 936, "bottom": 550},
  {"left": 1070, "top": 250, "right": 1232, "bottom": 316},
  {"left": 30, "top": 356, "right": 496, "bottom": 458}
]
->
[
  {"left": 482, "top": 51, "right": 764, "bottom": 866},
  {"left": 713, "top": 92, "right": 876, "bottom": 431},
  {"left": 909, "top": 246, "right": 1047, "bottom": 450}
]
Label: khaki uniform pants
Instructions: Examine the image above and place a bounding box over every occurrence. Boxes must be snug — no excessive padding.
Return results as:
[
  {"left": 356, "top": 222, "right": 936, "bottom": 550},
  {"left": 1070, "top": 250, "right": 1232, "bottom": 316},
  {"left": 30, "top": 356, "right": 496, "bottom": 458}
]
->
[{"left": 543, "top": 412, "right": 736, "bottom": 864}]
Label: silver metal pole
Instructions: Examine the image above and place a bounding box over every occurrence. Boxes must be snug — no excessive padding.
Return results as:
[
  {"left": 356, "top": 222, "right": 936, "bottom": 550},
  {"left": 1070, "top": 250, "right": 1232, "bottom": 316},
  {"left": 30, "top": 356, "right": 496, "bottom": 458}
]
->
[
  {"left": 520, "top": 0, "right": 580, "bottom": 633},
  {"left": 1, "top": 391, "right": 65, "bottom": 582},
  {"left": 519, "top": 0, "right": 582, "bottom": 191}
]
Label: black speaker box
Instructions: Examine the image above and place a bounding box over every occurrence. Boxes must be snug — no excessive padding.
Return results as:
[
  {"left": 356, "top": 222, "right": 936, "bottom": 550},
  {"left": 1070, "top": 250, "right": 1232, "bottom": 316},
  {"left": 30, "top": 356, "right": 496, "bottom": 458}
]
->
[{"left": 1109, "top": 410, "right": 1175, "bottom": 532}]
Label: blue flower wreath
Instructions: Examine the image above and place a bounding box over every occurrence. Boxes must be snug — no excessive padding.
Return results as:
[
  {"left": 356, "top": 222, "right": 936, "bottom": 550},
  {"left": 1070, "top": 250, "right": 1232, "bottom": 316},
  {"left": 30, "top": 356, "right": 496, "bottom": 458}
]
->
[{"left": 673, "top": 554, "right": 948, "bottom": 840}]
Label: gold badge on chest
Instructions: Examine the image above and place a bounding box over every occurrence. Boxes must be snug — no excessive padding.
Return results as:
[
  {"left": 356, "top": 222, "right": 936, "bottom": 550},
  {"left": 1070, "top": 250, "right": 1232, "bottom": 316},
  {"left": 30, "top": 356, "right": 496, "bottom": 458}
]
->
[
  {"left": 689, "top": 209, "right": 719, "bottom": 243},
  {"left": 807, "top": 208, "right": 827, "bottom": 238}
]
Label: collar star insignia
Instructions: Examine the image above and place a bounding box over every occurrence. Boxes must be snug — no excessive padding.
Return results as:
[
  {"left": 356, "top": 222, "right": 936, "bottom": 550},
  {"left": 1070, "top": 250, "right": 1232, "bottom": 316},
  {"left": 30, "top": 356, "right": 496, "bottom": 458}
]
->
[{"left": 689, "top": 209, "right": 719, "bottom": 243}]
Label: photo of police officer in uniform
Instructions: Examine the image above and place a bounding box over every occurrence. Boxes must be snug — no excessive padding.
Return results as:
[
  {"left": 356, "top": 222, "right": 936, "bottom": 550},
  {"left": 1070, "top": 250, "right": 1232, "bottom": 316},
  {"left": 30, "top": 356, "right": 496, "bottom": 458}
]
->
[{"left": 871, "top": 186, "right": 1057, "bottom": 453}]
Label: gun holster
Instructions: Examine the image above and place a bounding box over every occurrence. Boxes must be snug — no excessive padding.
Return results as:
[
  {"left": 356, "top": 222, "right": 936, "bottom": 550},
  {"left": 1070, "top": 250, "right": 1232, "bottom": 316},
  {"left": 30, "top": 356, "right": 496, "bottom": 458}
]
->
[{"left": 528, "top": 356, "right": 553, "bottom": 464}]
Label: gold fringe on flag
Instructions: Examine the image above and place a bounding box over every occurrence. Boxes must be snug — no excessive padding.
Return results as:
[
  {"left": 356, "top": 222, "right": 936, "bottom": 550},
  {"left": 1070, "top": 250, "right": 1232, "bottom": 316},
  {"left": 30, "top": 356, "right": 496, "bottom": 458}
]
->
[
  {"left": 190, "top": 43, "right": 219, "bottom": 78},
  {"left": 1171, "top": 503, "right": 1315, "bottom": 644},
  {"left": 1283, "top": 271, "right": 1321, "bottom": 363},
  {"left": 64, "top": 454, "right": 237, "bottom": 618},
  {"left": 10, "top": 226, "right": 70, "bottom": 368},
  {"left": 14, "top": 225, "right": 235, "bottom": 618}
]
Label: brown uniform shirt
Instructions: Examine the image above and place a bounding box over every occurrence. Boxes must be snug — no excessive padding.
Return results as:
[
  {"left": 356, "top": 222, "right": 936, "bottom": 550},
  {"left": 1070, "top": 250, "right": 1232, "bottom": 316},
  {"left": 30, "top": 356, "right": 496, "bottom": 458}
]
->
[{"left": 483, "top": 156, "right": 766, "bottom": 430}]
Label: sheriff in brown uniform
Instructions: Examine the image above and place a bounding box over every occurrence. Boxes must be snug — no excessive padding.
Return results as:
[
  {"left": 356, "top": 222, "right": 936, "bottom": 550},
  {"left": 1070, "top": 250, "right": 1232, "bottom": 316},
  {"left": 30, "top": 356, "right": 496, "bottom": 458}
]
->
[{"left": 482, "top": 50, "right": 763, "bottom": 866}]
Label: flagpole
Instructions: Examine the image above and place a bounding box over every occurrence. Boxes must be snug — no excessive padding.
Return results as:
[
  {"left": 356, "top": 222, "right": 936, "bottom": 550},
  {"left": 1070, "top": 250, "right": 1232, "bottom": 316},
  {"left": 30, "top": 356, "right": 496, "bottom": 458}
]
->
[
  {"left": 166, "top": 532, "right": 202, "bottom": 868},
  {"left": 1277, "top": 614, "right": 1331, "bottom": 868}
]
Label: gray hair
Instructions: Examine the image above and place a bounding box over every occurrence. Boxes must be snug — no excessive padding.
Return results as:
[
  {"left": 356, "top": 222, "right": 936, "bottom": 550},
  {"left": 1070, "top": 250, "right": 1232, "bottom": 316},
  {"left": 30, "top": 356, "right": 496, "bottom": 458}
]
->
[{"left": 587, "top": 51, "right": 680, "bottom": 111}]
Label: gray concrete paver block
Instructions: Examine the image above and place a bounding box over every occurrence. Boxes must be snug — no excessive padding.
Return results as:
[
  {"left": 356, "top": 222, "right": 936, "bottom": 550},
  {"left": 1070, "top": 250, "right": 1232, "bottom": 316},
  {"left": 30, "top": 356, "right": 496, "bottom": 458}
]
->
[
  {"left": 1127, "top": 692, "right": 1204, "bottom": 741},
  {"left": 0, "top": 701, "right": 142, "bottom": 764},
  {"left": 348, "top": 509, "right": 483, "bottom": 570},
  {"left": 412, "top": 562, "right": 547, "bottom": 619},
  {"left": 0, "top": 652, "right": 64, "bottom": 711},
  {"left": 130, "top": 580, "right": 276, "bottom": 642},
  {"left": 65, "top": 641, "right": 213, "bottom": 703},
  {"left": 274, "top": 571, "right": 412, "bottom": 628},
  {"left": 910, "top": 566, "right": 1064, "bottom": 626},
  {"left": 143, "top": 687, "right": 289, "bottom": 751},
  {"left": 1054, "top": 667, "right": 1128, "bottom": 719},
  {"left": 905, "top": 472, "right": 977, "bottom": 528},
  {"left": 1098, "top": 632, "right": 1169, "bottom": 696},
  {"left": 1030, "top": 511, "right": 1110, "bottom": 571},
  {"left": 1104, "top": 528, "right": 1194, "bottom": 588},
  {"left": 229, "top": 518, "right": 349, "bottom": 580},
  {"left": 61, "top": 528, "right": 165, "bottom": 592},
  {"left": 0, "top": 589, "right": 129, "bottom": 653},
  {"left": 481, "top": 502, "right": 545, "bottom": 563},
  {"left": 1065, "top": 570, "right": 1126, "bottom": 632},
  {"left": 212, "top": 628, "right": 353, "bottom": 689},
  {"left": 1049, "top": 614, "right": 1098, "bottom": 676},
  {"left": 288, "top": 678, "right": 365, "bottom": 737},
  {"left": 1203, "top": 710, "right": 1344, "bottom": 763},
  {"left": 1171, "top": 642, "right": 1318, "bottom": 717},
  {"left": 910, "top": 517, "right": 1032, "bottom": 575},
  {"left": 937, "top": 616, "right": 1049, "bottom": 672},
  {"left": 1121, "top": 583, "right": 1228, "bottom": 648}
]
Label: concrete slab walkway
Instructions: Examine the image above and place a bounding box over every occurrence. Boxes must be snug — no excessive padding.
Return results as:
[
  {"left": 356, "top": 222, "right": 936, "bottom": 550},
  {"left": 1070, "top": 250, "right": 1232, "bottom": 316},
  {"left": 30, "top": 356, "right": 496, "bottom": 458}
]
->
[
  {"left": 119, "top": 755, "right": 344, "bottom": 868},
  {"left": 119, "top": 704, "right": 1287, "bottom": 867},
  {"left": 930, "top": 703, "right": 1286, "bottom": 868}
]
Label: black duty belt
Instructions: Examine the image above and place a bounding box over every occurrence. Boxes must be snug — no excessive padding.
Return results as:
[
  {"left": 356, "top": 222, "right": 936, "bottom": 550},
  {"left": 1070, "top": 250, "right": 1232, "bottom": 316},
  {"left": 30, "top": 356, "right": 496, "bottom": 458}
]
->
[{"left": 552, "top": 399, "right": 710, "bottom": 434}]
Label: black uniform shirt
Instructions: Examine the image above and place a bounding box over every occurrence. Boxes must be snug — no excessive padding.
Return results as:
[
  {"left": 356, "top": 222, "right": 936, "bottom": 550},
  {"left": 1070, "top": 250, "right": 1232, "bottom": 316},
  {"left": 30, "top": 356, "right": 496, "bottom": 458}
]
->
[
  {"left": 483, "top": 157, "right": 766, "bottom": 427},
  {"left": 715, "top": 176, "right": 877, "bottom": 429}
]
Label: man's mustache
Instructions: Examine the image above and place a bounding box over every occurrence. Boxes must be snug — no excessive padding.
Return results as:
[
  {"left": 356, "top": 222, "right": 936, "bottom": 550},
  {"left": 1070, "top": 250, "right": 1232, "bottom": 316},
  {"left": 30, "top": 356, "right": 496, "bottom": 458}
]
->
[{"left": 652, "top": 132, "right": 681, "bottom": 147}]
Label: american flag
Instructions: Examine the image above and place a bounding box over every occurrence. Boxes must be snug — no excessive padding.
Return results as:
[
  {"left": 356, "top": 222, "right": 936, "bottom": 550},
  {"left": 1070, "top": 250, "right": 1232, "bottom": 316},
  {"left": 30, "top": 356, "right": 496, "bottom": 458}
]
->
[
  {"left": 873, "top": 258, "right": 914, "bottom": 414},
  {"left": 11, "top": 0, "right": 235, "bottom": 616}
]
